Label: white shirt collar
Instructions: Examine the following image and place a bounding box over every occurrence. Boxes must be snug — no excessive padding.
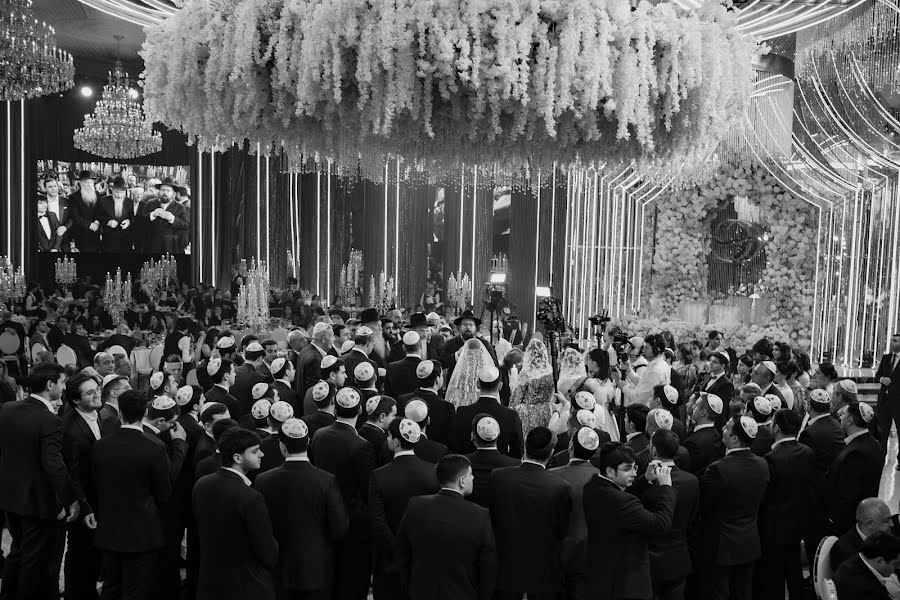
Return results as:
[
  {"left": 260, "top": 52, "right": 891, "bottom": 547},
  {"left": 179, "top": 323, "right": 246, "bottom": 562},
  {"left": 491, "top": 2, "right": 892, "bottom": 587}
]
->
[
  {"left": 521, "top": 458, "right": 546, "bottom": 469},
  {"left": 394, "top": 450, "right": 416, "bottom": 458},
  {"left": 29, "top": 393, "right": 55, "bottom": 413},
  {"left": 859, "top": 552, "right": 891, "bottom": 587},
  {"left": 275, "top": 378, "right": 292, "bottom": 387},
  {"left": 312, "top": 343, "right": 328, "bottom": 357},
  {"left": 771, "top": 436, "right": 796, "bottom": 449},
  {"left": 626, "top": 432, "right": 643, "bottom": 441},
  {"left": 406, "top": 353, "right": 421, "bottom": 359},
  {"left": 142, "top": 420, "right": 161, "bottom": 434},
  {"left": 77, "top": 408, "right": 98, "bottom": 423},
  {"left": 222, "top": 467, "right": 251, "bottom": 486},
  {"left": 857, "top": 524, "right": 868, "bottom": 541},
  {"left": 439, "top": 487, "right": 463, "bottom": 496},
  {"left": 352, "top": 347, "right": 369, "bottom": 357},
  {"left": 284, "top": 456, "right": 310, "bottom": 462},
  {"left": 693, "top": 422, "right": 715, "bottom": 432},
  {"left": 121, "top": 423, "right": 144, "bottom": 432},
  {"left": 726, "top": 447, "right": 750, "bottom": 455},
  {"left": 214, "top": 383, "right": 230, "bottom": 392},
  {"left": 808, "top": 413, "right": 830, "bottom": 426},
  {"left": 845, "top": 430, "right": 868, "bottom": 445}
]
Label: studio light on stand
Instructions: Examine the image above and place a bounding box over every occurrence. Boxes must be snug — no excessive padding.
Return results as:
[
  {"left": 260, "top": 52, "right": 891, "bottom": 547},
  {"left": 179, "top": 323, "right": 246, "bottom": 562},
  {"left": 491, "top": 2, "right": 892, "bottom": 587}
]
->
[{"left": 534, "top": 285, "right": 571, "bottom": 385}]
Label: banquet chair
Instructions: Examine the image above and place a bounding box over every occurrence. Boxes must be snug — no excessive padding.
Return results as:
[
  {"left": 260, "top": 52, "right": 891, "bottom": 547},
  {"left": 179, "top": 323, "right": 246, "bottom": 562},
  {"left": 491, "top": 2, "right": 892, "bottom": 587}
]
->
[
  {"left": 30, "top": 342, "right": 47, "bottom": 364},
  {"left": 149, "top": 345, "right": 164, "bottom": 372},
  {"left": 0, "top": 331, "right": 20, "bottom": 374},
  {"left": 824, "top": 579, "right": 837, "bottom": 600},
  {"left": 814, "top": 535, "right": 838, "bottom": 599},
  {"left": 56, "top": 345, "right": 78, "bottom": 368},
  {"left": 131, "top": 347, "right": 154, "bottom": 390}
]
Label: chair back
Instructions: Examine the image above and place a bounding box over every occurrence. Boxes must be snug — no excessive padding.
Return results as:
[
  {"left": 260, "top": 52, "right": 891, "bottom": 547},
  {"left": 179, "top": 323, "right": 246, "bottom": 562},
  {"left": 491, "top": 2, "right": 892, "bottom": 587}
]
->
[
  {"left": 0, "top": 332, "right": 19, "bottom": 355},
  {"left": 131, "top": 348, "right": 153, "bottom": 375},
  {"left": 814, "top": 535, "right": 839, "bottom": 599},
  {"left": 30, "top": 342, "right": 47, "bottom": 363},
  {"left": 824, "top": 578, "right": 837, "bottom": 600},
  {"left": 56, "top": 345, "right": 77, "bottom": 368},
  {"left": 149, "top": 345, "right": 164, "bottom": 371}
]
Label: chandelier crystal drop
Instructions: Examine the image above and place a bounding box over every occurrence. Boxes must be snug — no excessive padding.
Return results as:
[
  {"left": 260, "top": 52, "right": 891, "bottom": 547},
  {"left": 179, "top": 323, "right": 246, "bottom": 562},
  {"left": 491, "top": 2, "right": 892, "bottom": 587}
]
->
[
  {"left": 0, "top": 0, "right": 75, "bottom": 101},
  {"left": 74, "top": 39, "right": 162, "bottom": 159}
]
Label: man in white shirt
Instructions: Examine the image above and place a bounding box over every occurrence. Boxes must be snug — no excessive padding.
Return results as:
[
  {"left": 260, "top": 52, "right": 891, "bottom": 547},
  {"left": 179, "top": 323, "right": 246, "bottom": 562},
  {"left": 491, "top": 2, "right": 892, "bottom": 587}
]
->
[
  {"left": 42, "top": 177, "right": 71, "bottom": 240},
  {"left": 36, "top": 196, "right": 61, "bottom": 252},
  {"left": 619, "top": 334, "right": 671, "bottom": 406},
  {"left": 835, "top": 533, "right": 900, "bottom": 600}
]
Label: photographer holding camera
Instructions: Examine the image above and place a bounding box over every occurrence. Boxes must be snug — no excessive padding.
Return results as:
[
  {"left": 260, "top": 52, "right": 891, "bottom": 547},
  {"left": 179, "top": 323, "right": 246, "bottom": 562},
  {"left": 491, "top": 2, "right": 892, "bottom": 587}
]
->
[{"left": 617, "top": 334, "right": 671, "bottom": 407}]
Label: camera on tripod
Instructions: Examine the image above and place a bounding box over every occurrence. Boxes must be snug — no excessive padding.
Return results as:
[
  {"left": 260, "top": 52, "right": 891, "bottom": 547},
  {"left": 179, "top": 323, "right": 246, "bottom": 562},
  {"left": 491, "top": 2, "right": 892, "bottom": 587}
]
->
[{"left": 588, "top": 310, "right": 611, "bottom": 328}]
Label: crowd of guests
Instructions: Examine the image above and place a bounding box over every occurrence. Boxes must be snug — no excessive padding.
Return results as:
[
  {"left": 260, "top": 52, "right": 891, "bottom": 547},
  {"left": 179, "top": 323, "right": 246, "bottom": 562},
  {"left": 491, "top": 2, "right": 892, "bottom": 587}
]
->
[
  {"left": 36, "top": 170, "right": 191, "bottom": 253},
  {"left": 1, "top": 274, "right": 900, "bottom": 600}
]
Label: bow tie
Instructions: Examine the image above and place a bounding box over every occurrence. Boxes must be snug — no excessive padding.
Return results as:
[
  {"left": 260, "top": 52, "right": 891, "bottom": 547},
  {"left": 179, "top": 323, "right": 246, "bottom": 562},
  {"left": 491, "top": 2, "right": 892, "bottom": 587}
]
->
[{"left": 38, "top": 214, "right": 48, "bottom": 219}]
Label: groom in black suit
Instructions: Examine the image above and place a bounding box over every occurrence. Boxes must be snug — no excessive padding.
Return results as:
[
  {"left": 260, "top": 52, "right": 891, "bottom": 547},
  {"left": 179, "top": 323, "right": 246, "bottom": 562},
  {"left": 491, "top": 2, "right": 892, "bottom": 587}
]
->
[
  {"left": 875, "top": 333, "right": 900, "bottom": 455},
  {"left": 35, "top": 197, "right": 61, "bottom": 252},
  {"left": 98, "top": 176, "right": 136, "bottom": 252}
]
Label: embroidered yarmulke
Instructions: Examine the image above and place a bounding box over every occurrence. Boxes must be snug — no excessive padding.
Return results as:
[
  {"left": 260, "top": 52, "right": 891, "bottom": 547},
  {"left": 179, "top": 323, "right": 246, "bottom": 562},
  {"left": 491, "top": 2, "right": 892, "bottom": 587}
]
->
[
  {"left": 402, "top": 331, "right": 421, "bottom": 346},
  {"left": 739, "top": 416, "right": 759, "bottom": 439},
  {"left": 765, "top": 394, "right": 782, "bottom": 411},
  {"left": 216, "top": 336, "right": 235, "bottom": 349},
  {"left": 576, "top": 409, "right": 596, "bottom": 428},
  {"left": 838, "top": 379, "right": 858, "bottom": 394},
  {"left": 251, "top": 399, "right": 272, "bottom": 420},
  {"left": 151, "top": 396, "right": 176, "bottom": 411},
  {"left": 356, "top": 326, "right": 374, "bottom": 337},
  {"left": 574, "top": 391, "right": 596, "bottom": 411},
  {"left": 478, "top": 366, "right": 501, "bottom": 384},
  {"left": 207, "top": 357, "right": 222, "bottom": 376},
  {"left": 577, "top": 427, "right": 601, "bottom": 451},
  {"left": 426, "top": 312, "right": 441, "bottom": 325},
  {"left": 175, "top": 385, "right": 194, "bottom": 406},
  {"left": 705, "top": 393, "right": 724, "bottom": 415},
  {"left": 810, "top": 388, "right": 831, "bottom": 404},
  {"left": 416, "top": 360, "right": 436, "bottom": 379},
  {"left": 653, "top": 409, "right": 673, "bottom": 430},
  {"left": 102, "top": 374, "right": 123, "bottom": 389},
  {"left": 321, "top": 355, "right": 338, "bottom": 370},
  {"left": 340, "top": 340, "right": 355, "bottom": 354},
  {"left": 252, "top": 382, "right": 270, "bottom": 401},
  {"left": 859, "top": 402, "right": 875, "bottom": 423},
  {"left": 753, "top": 396, "right": 773, "bottom": 416},
  {"left": 354, "top": 361, "right": 375, "bottom": 382},
  {"left": 475, "top": 416, "right": 500, "bottom": 442},
  {"left": 281, "top": 417, "right": 308, "bottom": 439},
  {"left": 312, "top": 322, "right": 330, "bottom": 336},
  {"left": 404, "top": 399, "right": 429, "bottom": 423},
  {"left": 312, "top": 381, "right": 331, "bottom": 402},
  {"left": 149, "top": 371, "right": 165, "bottom": 390},
  {"left": 662, "top": 385, "right": 680, "bottom": 404},
  {"left": 758, "top": 360, "right": 777, "bottom": 375},
  {"left": 269, "top": 400, "right": 295, "bottom": 422},
  {"left": 335, "top": 388, "right": 361, "bottom": 409},
  {"left": 365, "top": 395, "right": 381, "bottom": 415},
  {"left": 246, "top": 341, "right": 263, "bottom": 353},
  {"left": 398, "top": 419, "right": 421, "bottom": 444},
  {"left": 270, "top": 357, "right": 287, "bottom": 376}
]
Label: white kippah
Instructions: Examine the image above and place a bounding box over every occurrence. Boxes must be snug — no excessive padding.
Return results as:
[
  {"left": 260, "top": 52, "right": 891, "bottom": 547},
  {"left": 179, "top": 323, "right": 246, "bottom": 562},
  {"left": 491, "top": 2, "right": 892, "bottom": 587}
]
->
[
  {"left": 251, "top": 399, "right": 272, "bottom": 420},
  {"left": 838, "top": 379, "right": 858, "bottom": 394},
  {"left": 151, "top": 396, "right": 176, "bottom": 411},
  {"left": 759, "top": 360, "right": 777, "bottom": 375},
  {"left": 207, "top": 357, "right": 222, "bottom": 376},
  {"left": 252, "top": 382, "right": 270, "bottom": 401},
  {"left": 416, "top": 361, "right": 436, "bottom": 379},
  {"left": 859, "top": 402, "right": 875, "bottom": 423},
  {"left": 475, "top": 416, "right": 500, "bottom": 442},
  {"left": 354, "top": 361, "right": 375, "bottom": 381},
  {"left": 398, "top": 419, "right": 421, "bottom": 444},
  {"left": 662, "top": 385, "right": 680, "bottom": 404},
  {"left": 479, "top": 366, "right": 500, "bottom": 384},
  {"left": 335, "top": 388, "right": 361, "bottom": 409},
  {"left": 765, "top": 394, "right": 782, "bottom": 411},
  {"left": 753, "top": 396, "right": 772, "bottom": 416},
  {"left": 270, "top": 357, "right": 287, "bottom": 376},
  {"left": 357, "top": 326, "right": 374, "bottom": 337},
  {"left": 577, "top": 427, "right": 600, "bottom": 451},
  {"left": 574, "top": 391, "right": 596, "bottom": 411},
  {"left": 705, "top": 393, "right": 724, "bottom": 415},
  {"left": 269, "top": 400, "right": 294, "bottom": 422},
  {"left": 576, "top": 409, "right": 596, "bottom": 428},
  {"left": 810, "top": 388, "right": 831, "bottom": 404},
  {"left": 281, "top": 418, "right": 308, "bottom": 439},
  {"left": 312, "top": 381, "right": 331, "bottom": 402},
  {"left": 340, "top": 340, "right": 355, "bottom": 354},
  {"left": 150, "top": 371, "right": 165, "bottom": 390},
  {"left": 402, "top": 331, "right": 421, "bottom": 346},
  {"left": 653, "top": 409, "right": 673, "bottom": 431},
  {"left": 321, "top": 355, "right": 338, "bottom": 369},
  {"left": 365, "top": 396, "right": 381, "bottom": 415},
  {"left": 246, "top": 341, "right": 263, "bottom": 353},
  {"left": 312, "top": 322, "right": 330, "bottom": 336},
  {"left": 739, "top": 416, "right": 759, "bottom": 439},
  {"left": 216, "top": 336, "right": 235, "bottom": 349},
  {"left": 405, "top": 399, "right": 429, "bottom": 423},
  {"left": 175, "top": 385, "right": 194, "bottom": 406},
  {"left": 102, "top": 374, "right": 123, "bottom": 389}
]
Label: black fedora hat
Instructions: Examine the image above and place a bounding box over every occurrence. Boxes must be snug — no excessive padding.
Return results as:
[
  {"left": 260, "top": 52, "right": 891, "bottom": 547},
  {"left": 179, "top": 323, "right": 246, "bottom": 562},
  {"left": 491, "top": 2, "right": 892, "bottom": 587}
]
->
[
  {"left": 453, "top": 309, "right": 481, "bottom": 328},
  {"left": 77, "top": 170, "right": 94, "bottom": 181},
  {"left": 358, "top": 308, "right": 380, "bottom": 325},
  {"left": 409, "top": 312, "right": 428, "bottom": 329},
  {"left": 111, "top": 176, "right": 127, "bottom": 191},
  {"left": 155, "top": 176, "right": 179, "bottom": 190}
]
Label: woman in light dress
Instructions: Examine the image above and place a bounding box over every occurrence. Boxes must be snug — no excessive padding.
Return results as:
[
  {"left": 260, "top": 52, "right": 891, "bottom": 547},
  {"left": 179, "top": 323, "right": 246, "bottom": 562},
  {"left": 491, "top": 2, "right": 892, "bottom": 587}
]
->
[
  {"left": 509, "top": 339, "right": 557, "bottom": 436},
  {"left": 558, "top": 346, "right": 619, "bottom": 441}
]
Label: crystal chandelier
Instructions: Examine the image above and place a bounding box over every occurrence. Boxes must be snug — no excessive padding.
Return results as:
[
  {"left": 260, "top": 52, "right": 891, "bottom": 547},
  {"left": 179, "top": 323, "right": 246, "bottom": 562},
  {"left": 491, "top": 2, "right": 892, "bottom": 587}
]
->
[
  {"left": 73, "top": 35, "right": 162, "bottom": 159},
  {"left": 0, "top": 0, "right": 75, "bottom": 101},
  {"left": 0, "top": 256, "right": 25, "bottom": 305},
  {"left": 236, "top": 259, "right": 271, "bottom": 331}
]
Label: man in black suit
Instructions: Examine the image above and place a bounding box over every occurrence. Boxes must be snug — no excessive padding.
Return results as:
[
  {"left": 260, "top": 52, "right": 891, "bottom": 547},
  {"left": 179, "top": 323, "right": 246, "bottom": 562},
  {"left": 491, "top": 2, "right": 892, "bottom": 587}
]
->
[
  {"left": 404, "top": 398, "right": 448, "bottom": 464},
  {"left": 451, "top": 366, "right": 523, "bottom": 457},
  {"left": 193, "top": 402, "right": 232, "bottom": 470},
  {"left": 98, "top": 176, "right": 136, "bottom": 252},
  {"left": 369, "top": 418, "right": 439, "bottom": 600},
  {"left": 584, "top": 442, "right": 676, "bottom": 600},
  {"left": 271, "top": 357, "right": 302, "bottom": 413},
  {"left": 302, "top": 381, "right": 337, "bottom": 440},
  {"left": 62, "top": 320, "right": 95, "bottom": 370},
  {"left": 683, "top": 393, "right": 725, "bottom": 478},
  {"left": 0, "top": 363, "right": 78, "bottom": 600},
  {"left": 69, "top": 171, "right": 102, "bottom": 252},
  {"left": 630, "top": 430, "right": 699, "bottom": 600},
  {"left": 255, "top": 400, "right": 296, "bottom": 475},
  {"left": 42, "top": 176, "right": 72, "bottom": 248},
  {"left": 341, "top": 326, "right": 379, "bottom": 390},
  {"left": 359, "top": 394, "right": 396, "bottom": 468},
  {"left": 203, "top": 358, "right": 241, "bottom": 419},
  {"left": 622, "top": 404, "right": 650, "bottom": 452},
  {"left": 465, "top": 414, "right": 520, "bottom": 507},
  {"left": 255, "top": 417, "right": 349, "bottom": 599},
  {"left": 697, "top": 416, "right": 770, "bottom": 600},
  {"left": 193, "top": 428, "right": 278, "bottom": 600},
  {"left": 799, "top": 387, "right": 845, "bottom": 563},
  {"left": 875, "top": 333, "right": 900, "bottom": 458},
  {"left": 36, "top": 196, "right": 61, "bottom": 251},
  {"left": 831, "top": 498, "right": 893, "bottom": 571},
  {"left": 691, "top": 351, "right": 735, "bottom": 404},
  {"left": 834, "top": 532, "right": 900, "bottom": 600},
  {"left": 302, "top": 356, "right": 346, "bottom": 416},
  {"left": 308, "top": 387, "right": 374, "bottom": 600},
  {"left": 294, "top": 322, "right": 335, "bottom": 399},
  {"left": 754, "top": 409, "right": 815, "bottom": 600},
  {"left": 231, "top": 342, "right": 274, "bottom": 422},
  {"left": 549, "top": 427, "right": 601, "bottom": 600},
  {"left": 385, "top": 331, "right": 423, "bottom": 398},
  {"left": 633, "top": 408, "right": 691, "bottom": 475},
  {"left": 61, "top": 372, "right": 107, "bottom": 600},
  {"left": 489, "top": 427, "right": 571, "bottom": 600},
  {"left": 397, "top": 359, "right": 454, "bottom": 446},
  {"left": 92, "top": 390, "right": 171, "bottom": 600},
  {"left": 746, "top": 395, "right": 775, "bottom": 456},
  {"left": 140, "top": 177, "right": 190, "bottom": 253},
  {"left": 396, "top": 454, "right": 497, "bottom": 600},
  {"left": 440, "top": 310, "right": 498, "bottom": 378},
  {"left": 827, "top": 402, "right": 885, "bottom": 534}
]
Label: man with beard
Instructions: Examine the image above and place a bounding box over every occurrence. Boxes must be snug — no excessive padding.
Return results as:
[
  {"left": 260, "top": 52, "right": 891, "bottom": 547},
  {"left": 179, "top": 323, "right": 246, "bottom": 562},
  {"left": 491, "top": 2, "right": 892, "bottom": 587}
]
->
[
  {"left": 69, "top": 170, "right": 102, "bottom": 251},
  {"left": 42, "top": 177, "right": 72, "bottom": 249},
  {"left": 141, "top": 177, "right": 189, "bottom": 253},
  {"left": 441, "top": 310, "right": 499, "bottom": 379},
  {"left": 98, "top": 176, "right": 136, "bottom": 252},
  {"left": 358, "top": 308, "right": 388, "bottom": 369}
]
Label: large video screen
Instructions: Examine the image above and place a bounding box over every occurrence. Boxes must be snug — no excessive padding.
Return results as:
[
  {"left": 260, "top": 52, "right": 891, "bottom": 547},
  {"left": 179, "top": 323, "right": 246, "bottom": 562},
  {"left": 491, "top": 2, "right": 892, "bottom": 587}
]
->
[{"left": 36, "top": 160, "right": 192, "bottom": 254}]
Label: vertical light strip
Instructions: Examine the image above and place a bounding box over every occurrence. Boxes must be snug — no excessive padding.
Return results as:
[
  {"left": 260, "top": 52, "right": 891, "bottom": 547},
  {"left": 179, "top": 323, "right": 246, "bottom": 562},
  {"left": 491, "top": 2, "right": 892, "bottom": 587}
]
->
[
  {"left": 383, "top": 162, "right": 389, "bottom": 276},
  {"left": 843, "top": 191, "right": 859, "bottom": 365},
  {"left": 256, "top": 144, "right": 261, "bottom": 260},
  {"left": 860, "top": 189, "right": 876, "bottom": 362},
  {"left": 211, "top": 152, "right": 216, "bottom": 286},
  {"left": 19, "top": 100, "right": 24, "bottom": 264},
  {"left": 316, "top": 169, "right": 321, "bottom": 295},
  {"left": 810, "top": 204, "right": 822, "bottom": 360},
  {"left": 887, "top": 180, "right": 900, "bottom": 344},
  {"left": 198, "top": 148, "right": 203, "bottom": 282},
  {"left": 587, "top": 173, "right": 599, "bottom": 332},
  {"left": 458, "top": 168, "right": 465, "bottom": 274},
  {"left": 471, "top": 166, "right": 477, "bottom": 278},
  {"left": 6, "top": 102, "right": 11, "bottom": 257},
  {"left": 265, "top": 156, "right": 271, "bottom": 267},
  {"left": 532, "top": 170, "right": 542, "bottom": 329},
  {"left": 326, "top": 159, "right": 332, "bottom": 303},
  {"left": 289, "top": 173, "right": 297, "bottom": 280},
  {"left": 833, "top": 196, "right": 846, "bottom": 363},
  {"left": 562, "top": 170, "right": 572, "bottom": 320},
  {"left": 549, "top": 165, "right": 557, "bottom": 288},
  {"left": 395, "top": 159, "right": 400, "bottom": 304}
]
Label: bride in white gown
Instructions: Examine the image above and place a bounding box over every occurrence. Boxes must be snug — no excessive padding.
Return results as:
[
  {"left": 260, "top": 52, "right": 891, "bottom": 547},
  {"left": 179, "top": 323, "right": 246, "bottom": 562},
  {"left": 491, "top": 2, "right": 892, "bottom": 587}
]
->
[
  {"left": 557, "top": 346, "right": 620, "bottom": 441},
  {"left": 445, "top": 338, "right": 486, "bottom": 408}
]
